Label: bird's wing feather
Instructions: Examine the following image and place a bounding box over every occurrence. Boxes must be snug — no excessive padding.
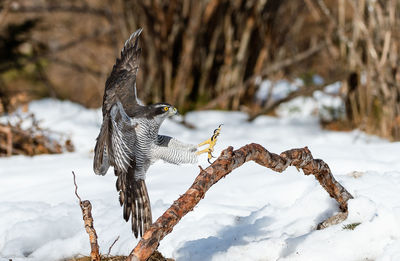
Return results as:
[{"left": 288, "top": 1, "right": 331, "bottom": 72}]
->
[
  {"left": 93, "top": 114, "right": 111, "bottom": 175},
  {"left": 109, "top": 101, "right": 135, "bottom": 172},
  {"left": 95, "top": 29, "right": 143, "bottom": 175},
  {"left": 102, "top": 29, "right": 143, "bottom": 117},
  {"left": 118, "top": 28, "right": 142, "bottom": 73}
]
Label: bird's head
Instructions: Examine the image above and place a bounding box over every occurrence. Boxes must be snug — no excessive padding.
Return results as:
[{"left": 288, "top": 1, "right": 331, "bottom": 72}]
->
[{"left": 149, "top": 103, "right": 178, "bottom": 123}]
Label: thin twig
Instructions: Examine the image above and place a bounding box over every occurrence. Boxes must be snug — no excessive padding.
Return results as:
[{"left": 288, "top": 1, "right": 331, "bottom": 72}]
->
[
  {"left": 72, "top": 171, "right": 82, "bottom": 204},
  {"left": 107, "top": 236, "right": 120, "bottom": 257}
]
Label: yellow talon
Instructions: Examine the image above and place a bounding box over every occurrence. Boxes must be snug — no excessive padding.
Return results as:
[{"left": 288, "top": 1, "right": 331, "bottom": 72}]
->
[{"left": 196, "top": 124, "right": 222, "bottom": 163}]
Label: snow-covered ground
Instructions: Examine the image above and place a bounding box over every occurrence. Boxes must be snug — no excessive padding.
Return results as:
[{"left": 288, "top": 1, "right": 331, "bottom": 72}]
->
[{"left": 1, "top": 99, "right": 400, "bottom": 261}]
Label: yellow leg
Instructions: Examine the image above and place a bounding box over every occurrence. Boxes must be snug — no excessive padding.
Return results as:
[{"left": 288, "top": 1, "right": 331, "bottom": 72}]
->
[{"left": 196, "top": 124, "right": 222, "bottom": 163}]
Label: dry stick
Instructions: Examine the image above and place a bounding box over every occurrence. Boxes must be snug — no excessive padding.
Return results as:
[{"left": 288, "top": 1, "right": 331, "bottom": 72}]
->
[
  {"left": 72, "top": 171, "right": 101, "bottom": 261},
  {"left": 127, "top": 144, "right": 353, "bottom": 261},
  {"left": 0, "top": 125, "right": 12, "bottom": 156},
  {"left": 107, "top": 236, "right": 120, "bottom": 257}
]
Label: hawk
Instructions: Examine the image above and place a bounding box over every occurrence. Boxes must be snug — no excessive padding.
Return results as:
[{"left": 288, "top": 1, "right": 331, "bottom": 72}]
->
[{"left": 93, "top": 29, "right": 220, "bottom": 238}]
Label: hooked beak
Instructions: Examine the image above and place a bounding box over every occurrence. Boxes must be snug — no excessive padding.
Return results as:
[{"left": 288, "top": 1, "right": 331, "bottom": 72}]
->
[{"left": 168, "top": 106, "right": 178, "bottom": 116}]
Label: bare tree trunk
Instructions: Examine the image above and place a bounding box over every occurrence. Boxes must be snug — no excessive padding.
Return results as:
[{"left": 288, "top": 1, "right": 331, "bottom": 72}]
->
[{"left": 127, "top": 144, "right": 353, "bottom": 261}]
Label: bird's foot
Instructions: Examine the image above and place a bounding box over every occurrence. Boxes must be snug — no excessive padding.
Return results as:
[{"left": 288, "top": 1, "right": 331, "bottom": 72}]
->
[{"left": 196, "top": 124, "right": 223, "bottom": 163}]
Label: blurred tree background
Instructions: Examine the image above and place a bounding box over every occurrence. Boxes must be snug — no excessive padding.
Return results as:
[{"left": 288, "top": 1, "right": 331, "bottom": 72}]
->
[{"left": 0, "top": 0, "right": 399, "bottom": 140}]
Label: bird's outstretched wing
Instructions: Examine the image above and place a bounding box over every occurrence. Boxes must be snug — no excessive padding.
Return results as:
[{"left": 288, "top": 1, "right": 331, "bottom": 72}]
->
[
  {"left": 94, "top": 29, "right": 143, "bottom": 175},
  {"left": 102, "top": 28, "right": 143, "bottom": 117}
]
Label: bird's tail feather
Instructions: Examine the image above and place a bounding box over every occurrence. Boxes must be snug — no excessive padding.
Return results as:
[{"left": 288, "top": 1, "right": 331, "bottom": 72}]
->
[{"left": 116, "top": 170, "right": 152, "bottom": 238}]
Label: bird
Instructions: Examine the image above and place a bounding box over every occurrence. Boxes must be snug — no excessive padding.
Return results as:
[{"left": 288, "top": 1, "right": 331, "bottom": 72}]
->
[{"left": 93, "top": 28, "right": 221, "bottom": 238}]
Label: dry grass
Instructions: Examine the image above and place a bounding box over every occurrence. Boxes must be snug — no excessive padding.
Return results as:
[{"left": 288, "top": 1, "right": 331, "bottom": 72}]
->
[{"left": 66, "top": 250, "right": 174, "bottom": 261}]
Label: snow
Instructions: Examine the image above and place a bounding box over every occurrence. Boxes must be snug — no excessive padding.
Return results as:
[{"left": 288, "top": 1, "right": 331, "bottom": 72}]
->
[
  {"left": 256, "top": 78, "right": 345, "bottom": 121},
  {"left": 255, "top": 79, "right": 301, "bottom": 102},
  {"left": 1, "top": 98, "right": 400, "bottom": 261}
]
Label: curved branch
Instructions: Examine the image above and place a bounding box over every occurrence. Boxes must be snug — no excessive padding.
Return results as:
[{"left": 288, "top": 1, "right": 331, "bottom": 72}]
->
[{"left": 127, "top": 143, "right": 353, "bottom": 261}]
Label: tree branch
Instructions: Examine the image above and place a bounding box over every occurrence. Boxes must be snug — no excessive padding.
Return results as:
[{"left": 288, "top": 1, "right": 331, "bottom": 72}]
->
[
  {"left": 72, "top": 171, "right": 101, "bottom": 261},
  {"left": 127, "top": 144, "right": 353, "bottom": 261}
]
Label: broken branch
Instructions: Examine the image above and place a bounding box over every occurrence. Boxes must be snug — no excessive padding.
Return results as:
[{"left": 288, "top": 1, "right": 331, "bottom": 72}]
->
[
  {"left": 127, "top": 143, "right": 353, "bottom": 261},
  {"left": 72, "top": 171, "right": 101, "bottom": 261}
]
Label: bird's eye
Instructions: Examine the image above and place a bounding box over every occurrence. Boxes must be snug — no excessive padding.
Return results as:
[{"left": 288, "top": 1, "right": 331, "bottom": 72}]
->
[{"left": 163, "top": 106, "right": 169, "bottom": 111}]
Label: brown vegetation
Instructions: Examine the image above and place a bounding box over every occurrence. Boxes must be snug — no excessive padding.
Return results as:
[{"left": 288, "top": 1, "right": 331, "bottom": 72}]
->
[
  {"left": 1, "top": 0, "right": 400, "bottom": 139},
  {"left": 334, "top": 0, "right": 400, "bottom": 139},
  {"left": 0, "top": 113, "right": 74, "bottom": 156}
]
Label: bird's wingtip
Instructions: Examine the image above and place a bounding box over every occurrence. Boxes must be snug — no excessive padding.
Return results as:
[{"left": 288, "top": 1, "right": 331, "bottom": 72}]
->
[
  {"left": 122, "top": 28, "right": 143, "bottom": 52},
  {"left": 136, "top": 28, "right": 143, "bottom": 35}
]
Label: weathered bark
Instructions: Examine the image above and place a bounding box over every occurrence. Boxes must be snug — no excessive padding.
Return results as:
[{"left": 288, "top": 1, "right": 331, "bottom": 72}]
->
[
  {"left": 127, "top": 143, "right": 353, "bottom": 261},
  {"left": 81, "top": 200, "right": 101, "bottom": 261},
  {"left": 72, "top": 172, "right": 101, "bottom": 261}
]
